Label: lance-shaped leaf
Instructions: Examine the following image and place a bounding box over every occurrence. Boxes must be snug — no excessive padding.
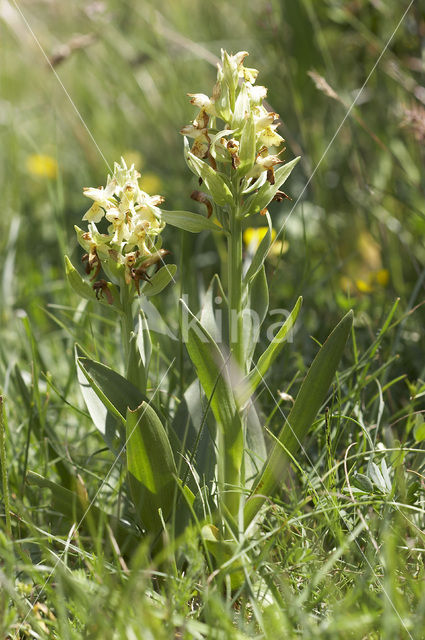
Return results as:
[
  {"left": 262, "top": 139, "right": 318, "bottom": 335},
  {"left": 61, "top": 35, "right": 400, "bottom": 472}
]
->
[
  {"left": 181, "top": 300, "right": 243, "bottom": 516},
  {"left": 244, "top": 156, "right": 300, "bottom": 216},
  {"left": 161, "top": 210, "right": 223, "bottom": 233},
  {"left": 126, "top": 402, "right": 177, "bottom": 534},
  {"left": 244, "top": 310, "right": 353, "bottom": 528},
  {"left": 238, "top": 297, "right": 302, "bottom": 405},
  {"left": 76, "top": 346, "right": 147, "bottom": 450},
  {"left": 237, "top": 112, "right": 256, "bottom": 177},
  {"left": 200, "top": 274, "right": 227, "bottom": 345},
  {"left": 65, "top": 256, "right": 120, "bottom": 309},
  {"left": 241, "top": 265, "right": 269, "bottom": 367},
  {"left": 143, "top": 264, "right": 177, "bottom": 297},
  {"left": 184, "top": 141, "right": 233, "bottom": 206},
  {"left": 243, "top": 212, "right": 272, "bottom": 285}
]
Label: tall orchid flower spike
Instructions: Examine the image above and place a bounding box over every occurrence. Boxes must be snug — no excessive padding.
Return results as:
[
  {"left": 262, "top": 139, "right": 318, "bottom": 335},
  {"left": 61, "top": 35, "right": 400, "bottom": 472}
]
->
[
  {"left": 179, "top": 49, "right": 301, "bottom": 523},
  {"left": 181, "top": 48, "right": 290, "bottom": 199}
]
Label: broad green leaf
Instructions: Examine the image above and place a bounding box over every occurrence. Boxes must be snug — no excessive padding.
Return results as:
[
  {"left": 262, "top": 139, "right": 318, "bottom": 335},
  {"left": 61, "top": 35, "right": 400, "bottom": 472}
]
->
[
  {"left": 143, "top": 264, "right": 177, "bottom": 297},
  {"left": 162, "top": 210, "right": 223, "bottom": 233},
  {"left": 136, "top": 310, "right": 152, "bottom": 370},
  {"left": 244, "top": 310, "right": 353, "bottom": 527},
  {"left": 182, "top": 300, "right": 243, "bottom": 516},
  {"left": 201, "top": 524, "right": 245, "bottom": 589},
  {"left": 126, "top": 332, "right": 147, "bottom": 393},
  {"left": 245, "top": 402, "right": 267, "bottom": 486},
  {"left": 414, "top": 416, "right": 425, "bottom": 442},
  {"left": 244, "top": 157, "right": 300, "bottom": 216},
  {"left": 239, "top": 297, "right": 302, "bottom": 405},
  {"left": 185, "top": 147, "right": 233, "bottom": 206},
  {"left": 368, "top": 461, "right": 387, "bottom": 493},
  {"left": 126, "top": 402, "right": 177, "bottom": 534},
  {"left": 352, "top": 472, "right": 374, "bottom": 493},
  {"left": 65, "top": 256, "right": 119, "bottom": 308},
  {"left": 76, "top": 347, "right": 147, "bottom": 450},
  {"left": 172, "top": 379, "right": 217, "bottom": 490},
  {"left": 243, "top": 212, "right": 272, "bottom": 284},
  {"left": 200, "top": 274, "right": 227, "bottom": 345},
  {"left": 241, "top": 265, "right": 269, "bottom": 367},
  {"left": 27, "top": 471, "right": 138, "bottom": 551}
]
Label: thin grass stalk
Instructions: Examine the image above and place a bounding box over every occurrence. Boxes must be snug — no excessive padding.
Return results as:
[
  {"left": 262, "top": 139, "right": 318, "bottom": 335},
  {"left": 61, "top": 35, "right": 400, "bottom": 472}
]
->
[{"left": 0, "top": 396, "right": 12, "bottom": 537}]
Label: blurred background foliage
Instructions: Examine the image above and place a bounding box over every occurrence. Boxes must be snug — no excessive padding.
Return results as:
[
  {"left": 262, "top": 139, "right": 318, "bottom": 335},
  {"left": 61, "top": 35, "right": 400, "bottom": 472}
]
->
[
  {"left": 1, "top": 3, "right": 425, "bottom": 635},
  {"left": 1, "top": 0, "right": 424, "bottom": 405}
]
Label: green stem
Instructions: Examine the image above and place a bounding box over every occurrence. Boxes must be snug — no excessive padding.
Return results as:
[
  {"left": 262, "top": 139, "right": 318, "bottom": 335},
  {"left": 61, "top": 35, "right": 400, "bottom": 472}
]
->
[
  {"left": 0, "top": 396, "right": 12, "bottom": 537},
  {"left": 220, "top": 202, "right": 245, "bottom": 519},
  {"left": 120, "top": 283, "right": 134, "bottom": 371},
  {"left": 228, "top": 210, "right": 243, "bottom": 366}
]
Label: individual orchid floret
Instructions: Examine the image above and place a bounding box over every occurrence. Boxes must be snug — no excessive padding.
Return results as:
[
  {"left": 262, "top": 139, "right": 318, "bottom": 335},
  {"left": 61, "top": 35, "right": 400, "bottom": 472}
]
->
[
  {"left": 188, "top": 93, "right": 216, "bottom": 116},
  {"left": 247, "top": 151, "right": 284, "bottom": 181},
  {"left": 259, "top": 125, "right": 285, "bottom": 148},
  {"left": 82, "top": 180, "right": 117, "bottom": 222},
  {"left": 180, "top": 107, "right": 211, "bottom": 159},
  {"left": 247, "top": 84, "right": 268, "bottom": 105},
  {"left": 105, "top": 207, "right": 130, "bottom": 245}
]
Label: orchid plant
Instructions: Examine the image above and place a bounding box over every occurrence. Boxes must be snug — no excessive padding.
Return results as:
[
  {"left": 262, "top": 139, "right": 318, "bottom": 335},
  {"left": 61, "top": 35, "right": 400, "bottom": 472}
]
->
[{"left": 43, "top": 49, "right": 352, "bottom": 576}]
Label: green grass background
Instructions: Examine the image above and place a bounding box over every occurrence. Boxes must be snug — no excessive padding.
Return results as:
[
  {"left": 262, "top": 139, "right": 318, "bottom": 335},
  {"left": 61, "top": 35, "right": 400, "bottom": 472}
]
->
[{"left": 1, "top": 0, "right": 425, "bottom": 637}]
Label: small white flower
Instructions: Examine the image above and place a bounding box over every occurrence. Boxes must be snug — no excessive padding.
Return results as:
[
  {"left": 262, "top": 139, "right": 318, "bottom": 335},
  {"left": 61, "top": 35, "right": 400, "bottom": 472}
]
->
[{"left": 247, "top": 85, "right": 267, "bottom": 104}]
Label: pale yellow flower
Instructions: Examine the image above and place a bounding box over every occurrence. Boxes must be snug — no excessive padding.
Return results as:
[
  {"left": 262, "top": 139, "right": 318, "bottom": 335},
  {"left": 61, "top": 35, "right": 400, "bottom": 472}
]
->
[
  {"left": 82, "top": 180, "right": 117, "bottom": 222},
  {"left": 259, "top": 125, "right": 285, "bottom": 148},
  {"left": 247, "top": 153, "right": 283, "bottom": 179},
  {"left": 187, "top": 93, "right": 216, "bottom": 116}
]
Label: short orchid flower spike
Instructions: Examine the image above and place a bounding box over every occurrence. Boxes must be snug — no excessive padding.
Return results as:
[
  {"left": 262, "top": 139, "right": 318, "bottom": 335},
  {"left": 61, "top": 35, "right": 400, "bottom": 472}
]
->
[{"left": 75, "top": 158, "right": 167, "bottom": 294}]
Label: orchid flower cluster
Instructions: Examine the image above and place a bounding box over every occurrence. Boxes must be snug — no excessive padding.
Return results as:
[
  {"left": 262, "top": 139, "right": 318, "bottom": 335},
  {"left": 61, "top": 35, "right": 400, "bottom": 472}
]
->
[
  {"left": 181, "top": 49, "right": 285, "bottom": 190},
  {"left": 75, "top": 159, "right": 167, "bottom": 292}
]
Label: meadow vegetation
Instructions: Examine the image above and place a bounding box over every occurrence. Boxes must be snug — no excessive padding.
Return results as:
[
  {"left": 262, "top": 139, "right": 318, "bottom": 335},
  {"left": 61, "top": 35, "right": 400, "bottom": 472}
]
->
[{"left": 1, "top": 1, "right": 425, "bottom": 638}]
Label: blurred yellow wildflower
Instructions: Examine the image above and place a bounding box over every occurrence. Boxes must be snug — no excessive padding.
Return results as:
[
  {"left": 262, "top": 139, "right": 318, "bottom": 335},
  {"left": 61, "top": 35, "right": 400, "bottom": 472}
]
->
[
  {"left": 141, "top": 172, "right": 162, "bottom": 195},
  {"left": 122, "top": 150, "right": 143, "bottom": 170},
  {"left": 350, "top": 269, "right": 390, "bottom": 294},
  {"left": 355, "top": 279, "right": 374, "bottom": 294},
  {"left": 375, "top": 269, "right": 389, "bottom": 287},
  {"left": 243, "top": 226, "right": 288, "bottom": 257},
  {"left": 243, "top": 227, "right": 275, "bottom": 249},
  {"left": 26, "top": 154, "right": 58, "bottom": 179}
]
